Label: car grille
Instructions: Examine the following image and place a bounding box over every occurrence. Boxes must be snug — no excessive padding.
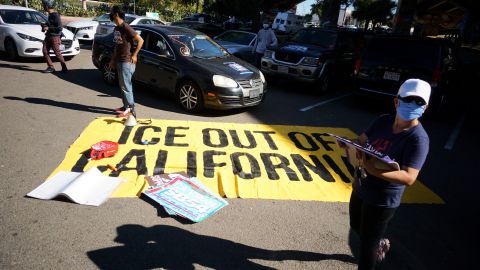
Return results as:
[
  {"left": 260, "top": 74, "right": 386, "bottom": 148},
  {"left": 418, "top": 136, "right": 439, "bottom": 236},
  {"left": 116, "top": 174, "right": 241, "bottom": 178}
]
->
[
  {"left": 274, "top": 52, "right": 302, "bottom": 64},
  {"left": 218, "top": 94, "right": 263, "bottom": 105},
  {"left": 65, "top": 26, "right": 78, "bottom": 34},
  {"left": 61, "top": 40, "right": 73, "bottom": 49},
  {"left": 238, "top": 78, "right": 262, "bottom": 89}
]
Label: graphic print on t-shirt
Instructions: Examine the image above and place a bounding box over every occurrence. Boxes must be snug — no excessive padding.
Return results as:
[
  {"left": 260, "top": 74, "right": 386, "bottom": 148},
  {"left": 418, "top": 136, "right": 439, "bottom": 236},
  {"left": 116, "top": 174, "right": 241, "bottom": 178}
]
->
[
  {"left": 113, "top": 30, "right": 123, "bottom": 44},
  {"left": 370, "top": 138, "right": 391, "bottom": 153}
]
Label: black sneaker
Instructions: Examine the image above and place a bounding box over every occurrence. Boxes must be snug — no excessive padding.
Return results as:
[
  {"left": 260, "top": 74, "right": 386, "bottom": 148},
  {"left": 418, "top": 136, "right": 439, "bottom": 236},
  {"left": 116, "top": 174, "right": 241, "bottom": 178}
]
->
[
  {"left": 61, "top": 63, "right": 68, "bottom": 73},
  {"left": 42, "top": 67, "right": 55, "bottom": 73}
]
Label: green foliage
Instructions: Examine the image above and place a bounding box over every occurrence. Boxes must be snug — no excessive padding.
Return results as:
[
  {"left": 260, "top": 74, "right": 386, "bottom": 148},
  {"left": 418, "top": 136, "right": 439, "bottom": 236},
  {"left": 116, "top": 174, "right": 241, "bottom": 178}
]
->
[{"left": 352, "top": 0, "right": 396, "bottom": 29}]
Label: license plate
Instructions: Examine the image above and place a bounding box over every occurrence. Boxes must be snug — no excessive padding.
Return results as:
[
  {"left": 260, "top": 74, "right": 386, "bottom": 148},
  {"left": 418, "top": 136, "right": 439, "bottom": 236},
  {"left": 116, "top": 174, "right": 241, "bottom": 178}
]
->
[
  {"left": 250, "top": 89, "right": 260, "bottom": 98},
  {"left": 59, "top": 44, "right": 65, "bottom": 51},
  {"left": 278, "top": 65, "right": 289, "bottom": 73},
  {"left": 383, "top": 71, "right": 400, "bottom": 81}
]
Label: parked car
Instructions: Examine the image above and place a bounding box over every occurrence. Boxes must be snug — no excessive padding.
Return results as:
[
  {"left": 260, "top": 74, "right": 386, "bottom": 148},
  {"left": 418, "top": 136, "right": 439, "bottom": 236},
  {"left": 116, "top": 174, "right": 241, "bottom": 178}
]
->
[
  {"left": 95, "top": 14, "right": 164, "bottom": 36},
  {"left": 272, "top": 12, "right": 304, "bottom": 34},
  {"left": 65, "top": 13, "right": 110, "bottom": 42},
  {"left": 169, "top": 20, "right": 224, "bottom": 38},
  {"left": 182, "top": 13, "right": 213, "bottom": 23},
  {"left": 261, "top": 27, "right": 364, "bottom": 92},
  {"left": 0, "top": 4, "right": 80, "bottom": 60},
  {"left": 214, "top": 30, "right": 256, "bottom": 63},
  {"left": 92, "top": 25, "right": 266, "bottom": 112},
  {"left": 353, "top": 35, "right": 459, "bottom": 113}
]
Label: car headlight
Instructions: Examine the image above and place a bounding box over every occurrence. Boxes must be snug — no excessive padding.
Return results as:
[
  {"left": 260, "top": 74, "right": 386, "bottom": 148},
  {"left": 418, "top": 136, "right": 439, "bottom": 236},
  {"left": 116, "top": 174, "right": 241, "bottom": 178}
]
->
[
  {"left": 263, "top": 50, "right": 273, "bottom": 59},
  {"left": 259, "top": 71, "right": 265, "bottom": 84},
  {"left": 301, "top": 57, "right": 321, "bottom": 66},
  {"left": 79, "top": 26, "right": 94, "bottom": 30},
  {"left": 16, "top": 33, "right": 43, "bottom": 42},
  {"left": 213, "top": 75, "right": 238, "bottom": 88}
]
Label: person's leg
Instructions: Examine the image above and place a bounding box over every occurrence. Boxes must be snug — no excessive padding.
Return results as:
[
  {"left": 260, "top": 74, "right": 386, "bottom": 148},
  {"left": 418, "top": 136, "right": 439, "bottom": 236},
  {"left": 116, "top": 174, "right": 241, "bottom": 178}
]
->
[
  {"left": 349, "top": 190, "right": 362, "bottom": 235},
  {"left": 117, "top": 62, "right": 136, "bottom": 116},
  {"left": 116, "top": 62, "right": 129, "bottom": 108},
  {"left": 42, "top": 38, "right": 54, "bottom": 69},
  {"left": 51, "top": 36, "right": 67, "bottom": 72},
  {"left": 254, "top": 52, "right": 263, "bottom": 68},
  {"left": 358, "top": 204, "right": 396, "bottom": 270}
]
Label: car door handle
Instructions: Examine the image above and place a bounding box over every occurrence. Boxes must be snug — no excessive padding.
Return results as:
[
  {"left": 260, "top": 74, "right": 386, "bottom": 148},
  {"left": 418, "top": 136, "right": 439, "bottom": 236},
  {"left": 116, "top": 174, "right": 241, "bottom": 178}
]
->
[{"left": 143, "top": 59, "right": 161, "bottom": 67}]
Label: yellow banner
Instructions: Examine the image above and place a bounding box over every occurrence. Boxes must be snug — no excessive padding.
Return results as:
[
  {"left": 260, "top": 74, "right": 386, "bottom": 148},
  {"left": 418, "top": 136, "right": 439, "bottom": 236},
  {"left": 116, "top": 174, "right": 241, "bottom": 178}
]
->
[{"left": 48, "top": 117, "right": 444, "bottom": 204}]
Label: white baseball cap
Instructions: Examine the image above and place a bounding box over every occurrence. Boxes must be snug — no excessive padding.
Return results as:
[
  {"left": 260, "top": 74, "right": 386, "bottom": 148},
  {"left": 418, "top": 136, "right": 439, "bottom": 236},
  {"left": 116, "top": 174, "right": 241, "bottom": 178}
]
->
[{"left": 397, "top": 79, "right": 431, "bottom": 104}]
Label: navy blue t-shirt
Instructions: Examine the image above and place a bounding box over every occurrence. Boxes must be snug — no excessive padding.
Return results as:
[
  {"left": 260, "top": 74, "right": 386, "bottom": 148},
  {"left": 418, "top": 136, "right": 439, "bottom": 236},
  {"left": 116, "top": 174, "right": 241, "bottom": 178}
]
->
[{"left": 352, "top": 114, "right": 429, "bottom": 208}]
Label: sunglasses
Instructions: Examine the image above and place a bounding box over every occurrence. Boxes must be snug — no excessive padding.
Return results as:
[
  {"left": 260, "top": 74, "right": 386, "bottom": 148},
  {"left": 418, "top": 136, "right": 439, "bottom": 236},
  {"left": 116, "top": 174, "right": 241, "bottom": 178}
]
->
[{"left": 397, "top": 95, "right": 426, "bottom": 106}]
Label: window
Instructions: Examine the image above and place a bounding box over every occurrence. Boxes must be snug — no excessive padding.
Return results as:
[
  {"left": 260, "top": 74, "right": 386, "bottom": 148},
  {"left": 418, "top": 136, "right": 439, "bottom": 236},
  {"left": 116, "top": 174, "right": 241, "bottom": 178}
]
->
[
  {"left": 0, "top": 10, "right": 46, "bottom": 24},
  {"left": 145, "top": 32, "right": 170, "bottom": 56}
]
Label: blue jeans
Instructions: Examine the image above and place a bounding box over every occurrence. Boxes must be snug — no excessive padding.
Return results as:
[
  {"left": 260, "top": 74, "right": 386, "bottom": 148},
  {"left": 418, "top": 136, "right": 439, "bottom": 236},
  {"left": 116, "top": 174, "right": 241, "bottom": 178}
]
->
[{"left": 117, "top": 62, "right": 136, "bottom": 107}]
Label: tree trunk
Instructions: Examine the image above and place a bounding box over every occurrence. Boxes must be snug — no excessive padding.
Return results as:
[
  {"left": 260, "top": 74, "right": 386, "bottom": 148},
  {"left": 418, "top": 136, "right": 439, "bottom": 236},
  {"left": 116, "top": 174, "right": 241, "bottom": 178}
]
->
[{"left": 82, "top": 0, "right": 87, "bottom": 11}]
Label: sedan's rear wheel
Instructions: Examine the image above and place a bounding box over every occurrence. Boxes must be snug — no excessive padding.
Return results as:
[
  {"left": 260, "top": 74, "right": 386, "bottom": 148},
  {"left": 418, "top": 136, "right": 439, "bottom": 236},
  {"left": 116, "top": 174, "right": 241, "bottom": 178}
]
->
[
  {"left": 177, "top": 80, "right": 204, "bottom": 113},
  {"left": 101, "top": 59, "right": 118, "bottom": 85},
  {"left": 5, "top": 39, "right": 18, "bottom": 61}
]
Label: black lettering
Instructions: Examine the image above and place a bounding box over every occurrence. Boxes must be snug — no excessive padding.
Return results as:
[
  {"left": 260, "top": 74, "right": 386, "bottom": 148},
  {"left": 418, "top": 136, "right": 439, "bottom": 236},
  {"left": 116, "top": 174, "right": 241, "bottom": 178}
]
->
[
  {"left": 165, "top": 126, "right": 189, "bottom": 147},
  {"left": 341, "top": 155, "right": 355, "bottom": 178},
  {"left": 187, "top": 151, "right": 197, "bottom": 177},
  {"left": 229, "top": 130, "right": 257, "bottom": 149},
  {"left": 109, "top": 149, "right": 147, "bottom": 177},
  {"left": 153, "top": 150, "right": 168, "bottom": 175},
  {"left": 231, "top": 152, "right": 261, "bottom": 179},
  {"left": 253, "top": 131, "right": 278, "bottom": 150},
  {"left": 203, "top": 128, "right": 228, "bottom": 148},
  {"left": 71, "top": 149, "right": 91, "bottom": 172},
  {"left": 203, "top": 150, "right": 227, "bottom": 178},
  {"left": 288, "top": 132, "right": 319, "bottom": 151},
  {"left": 260, "top": 153, "right": 299, "bottom": 181},
  {"left": 312, "top": 133, "right": 336, "bottom": 151},
  {"left": 133, "top": 126, "right": 161, "bottom": 145},
  {"left": 291, "top": 154, "right": 334, "bottom": 182},
  {"left": 323, "top": 154, "right": 351, "bottom": 183},
  {"left": 118, "top": 126, "right": 133, "bottom": 144}
]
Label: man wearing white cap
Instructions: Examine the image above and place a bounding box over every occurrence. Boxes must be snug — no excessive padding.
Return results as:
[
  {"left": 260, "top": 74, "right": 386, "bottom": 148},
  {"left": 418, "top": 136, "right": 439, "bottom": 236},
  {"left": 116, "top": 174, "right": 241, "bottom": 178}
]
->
[{"left": 346, "top": 78, "right": 431, "bottom": 270}]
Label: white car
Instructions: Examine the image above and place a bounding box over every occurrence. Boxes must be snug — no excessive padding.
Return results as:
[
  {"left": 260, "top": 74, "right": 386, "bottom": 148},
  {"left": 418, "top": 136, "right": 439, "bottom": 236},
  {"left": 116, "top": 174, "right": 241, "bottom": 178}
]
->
[
  {"left": 0, "top": 4, "right": 80, "bottom": 60},
  {"left": 95, "top": 14, "right": 164, "bottom": 36},
  {"left": 65, "top": 13, "right": 110, "bottom": 41}
]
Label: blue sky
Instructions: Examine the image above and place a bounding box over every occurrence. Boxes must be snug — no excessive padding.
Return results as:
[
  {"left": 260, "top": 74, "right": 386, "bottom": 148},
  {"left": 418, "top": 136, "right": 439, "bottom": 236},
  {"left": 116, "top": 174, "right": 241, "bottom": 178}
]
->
[{"left": 296, "top": 0, "right": 315, "bottom": 16}]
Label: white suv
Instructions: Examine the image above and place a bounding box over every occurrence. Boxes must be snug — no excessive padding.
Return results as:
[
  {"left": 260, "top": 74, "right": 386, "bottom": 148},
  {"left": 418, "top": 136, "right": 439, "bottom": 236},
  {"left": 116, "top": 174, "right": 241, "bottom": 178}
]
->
[{"left": 0, "top": 4, "right": 80, "bottom": 60}]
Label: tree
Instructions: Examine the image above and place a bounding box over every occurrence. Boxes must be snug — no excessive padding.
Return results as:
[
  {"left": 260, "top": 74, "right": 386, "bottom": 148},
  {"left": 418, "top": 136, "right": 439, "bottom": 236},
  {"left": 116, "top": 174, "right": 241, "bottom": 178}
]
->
[
  {"left": 352, "top": 0, "right": 396, "bottom": 30},
  {"left": 313, "top": 0, "right": 351, "bottom": 25}
]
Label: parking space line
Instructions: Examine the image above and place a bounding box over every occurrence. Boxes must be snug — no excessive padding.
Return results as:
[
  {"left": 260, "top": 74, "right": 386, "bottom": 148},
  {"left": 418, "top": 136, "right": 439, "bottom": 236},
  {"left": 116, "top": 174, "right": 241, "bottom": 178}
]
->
[
  {"left": 299, "top": 93, "right": 351, "bottom": 112},
  {"left": 444, "top": 112, "right": 467, "bottom": 150}
]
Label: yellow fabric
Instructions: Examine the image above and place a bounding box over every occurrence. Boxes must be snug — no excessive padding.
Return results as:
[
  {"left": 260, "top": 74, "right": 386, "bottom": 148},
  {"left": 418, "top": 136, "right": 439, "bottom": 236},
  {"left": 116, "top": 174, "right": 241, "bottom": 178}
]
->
[{"left": 48, "top": 117, "right": 444, "bottom": 204}]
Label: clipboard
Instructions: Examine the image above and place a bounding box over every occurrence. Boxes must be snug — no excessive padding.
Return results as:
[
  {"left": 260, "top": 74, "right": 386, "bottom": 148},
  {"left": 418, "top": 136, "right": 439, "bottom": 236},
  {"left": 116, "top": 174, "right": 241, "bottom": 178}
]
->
[{"left": 327, "top": 133, "right": 400, "bottom": 171}]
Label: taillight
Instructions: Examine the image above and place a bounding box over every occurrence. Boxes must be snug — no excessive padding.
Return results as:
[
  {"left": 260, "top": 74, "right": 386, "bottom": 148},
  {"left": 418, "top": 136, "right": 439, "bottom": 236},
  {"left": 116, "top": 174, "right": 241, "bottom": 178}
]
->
[
  {"left": 354, "top": 59, "right": 361, "bottom": 75},
  {"left": 431, "top": 69, "right": 441, "bottom": 87}
]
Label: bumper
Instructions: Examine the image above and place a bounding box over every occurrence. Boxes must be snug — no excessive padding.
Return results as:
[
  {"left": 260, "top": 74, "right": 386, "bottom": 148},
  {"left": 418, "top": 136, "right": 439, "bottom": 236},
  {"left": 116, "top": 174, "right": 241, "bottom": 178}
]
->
[
  {"left": 261, "top": 57, "right": 322, "bottom": 83},
  {"left": 15, "top": 38, "right": 81, "bottom": 58},
  {"left": 202, "top": 83, "right": 267, "bottom": 109}
]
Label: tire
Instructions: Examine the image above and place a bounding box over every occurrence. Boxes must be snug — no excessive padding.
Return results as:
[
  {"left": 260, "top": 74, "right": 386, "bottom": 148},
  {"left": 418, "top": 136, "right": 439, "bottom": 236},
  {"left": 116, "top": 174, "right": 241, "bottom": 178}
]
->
[
  {"left": 100, "top": 59, "right": 118, "bottom": 85},
  {"left": 5, "top": 38, "right": 18, "bottom": 61},
  {"left": 317, "top": 73, "right": 331, "bottom": 93},
  {"left": 177, "top": 80, "right": 204, "bottom": 113}
]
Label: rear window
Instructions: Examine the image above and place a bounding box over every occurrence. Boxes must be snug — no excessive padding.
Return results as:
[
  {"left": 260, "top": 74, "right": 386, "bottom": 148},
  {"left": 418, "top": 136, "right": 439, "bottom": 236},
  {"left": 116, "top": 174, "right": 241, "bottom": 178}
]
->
[
  {"left": 363, "top": 38, "right": 442, "bottom": 69},
  {"left": 291, "top": 29, "right": 337, "bottom": 49}
]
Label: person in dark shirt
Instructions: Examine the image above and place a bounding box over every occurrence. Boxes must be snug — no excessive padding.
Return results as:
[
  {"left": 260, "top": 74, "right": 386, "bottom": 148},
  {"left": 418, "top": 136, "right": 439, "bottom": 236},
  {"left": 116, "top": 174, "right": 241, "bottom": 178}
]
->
[
  {"left": 41, "top": 0, "right": 67, "bottom": 73},
  {"left": 343, "top": 78, "right": 431, "bottom": 270},
  {"left": 108, "top": 6, "right": 144, "bottom": 118}
]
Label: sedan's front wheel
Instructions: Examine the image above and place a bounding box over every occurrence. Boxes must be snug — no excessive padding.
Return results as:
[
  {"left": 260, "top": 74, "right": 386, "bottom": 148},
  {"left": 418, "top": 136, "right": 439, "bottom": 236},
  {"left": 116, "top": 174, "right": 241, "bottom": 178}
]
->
[
  {"left": 177, "top": 80, "right": 204, "bottom": 113},
  {"left": 100, "top": 59, "right": 118, "bottom": 85},
  {"left": 5, "top": 39, "right": 18, "bottom": 61}
]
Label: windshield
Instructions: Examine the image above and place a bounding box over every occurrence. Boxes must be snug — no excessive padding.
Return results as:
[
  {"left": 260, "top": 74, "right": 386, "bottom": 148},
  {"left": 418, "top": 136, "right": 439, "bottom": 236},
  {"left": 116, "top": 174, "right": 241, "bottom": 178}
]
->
[
  {"left": 291, "top": 29, "right": 337, "bottom": 48},
  {"left": 168, "top": 34, "right": 228, "bottom": 59},
  {"left": 214, "top": 31, "right": 255, "bottom": 46},
  {"left": 364, "top": 38, "right": 442, "bottom": 69},
  {"left": 0, "top": 9, "right": 47, "bottom": 24},
  {"left": 93, "top": 13, "right": 110, "bottom": 22},
  {"left": 125, "top": 16, "right": 135, "bottom": 24}
]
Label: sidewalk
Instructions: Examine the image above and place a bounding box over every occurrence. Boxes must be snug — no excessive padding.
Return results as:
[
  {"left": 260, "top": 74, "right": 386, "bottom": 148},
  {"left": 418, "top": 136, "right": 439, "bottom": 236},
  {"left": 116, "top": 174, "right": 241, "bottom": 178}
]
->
[{"left": 61, "top": 15, "right": 91, "bottom": 25}]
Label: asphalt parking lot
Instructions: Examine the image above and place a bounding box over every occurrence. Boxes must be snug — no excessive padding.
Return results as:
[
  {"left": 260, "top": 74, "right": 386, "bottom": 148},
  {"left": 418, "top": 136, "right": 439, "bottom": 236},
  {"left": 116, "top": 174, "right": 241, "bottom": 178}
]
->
[{"left": 0, "top": 45, "right": 478, "bottom": 270}]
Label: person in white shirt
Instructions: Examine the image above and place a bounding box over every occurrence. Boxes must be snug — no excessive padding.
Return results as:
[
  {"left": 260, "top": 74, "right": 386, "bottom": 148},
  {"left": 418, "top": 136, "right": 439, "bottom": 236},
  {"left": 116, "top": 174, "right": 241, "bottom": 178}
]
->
[{"left": 252, "top": 21, "right": 278, "bottom": 68}]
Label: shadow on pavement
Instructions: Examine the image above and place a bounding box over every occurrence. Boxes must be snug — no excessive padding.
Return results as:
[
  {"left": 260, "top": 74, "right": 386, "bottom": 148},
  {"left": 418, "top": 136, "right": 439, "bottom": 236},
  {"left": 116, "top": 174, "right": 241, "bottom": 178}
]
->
[
  {"left": 87, "top": 224, "right": 356, "bottom": 270},
  {"left": 3, "top": 96, "right": 117, "bottom": 115}
]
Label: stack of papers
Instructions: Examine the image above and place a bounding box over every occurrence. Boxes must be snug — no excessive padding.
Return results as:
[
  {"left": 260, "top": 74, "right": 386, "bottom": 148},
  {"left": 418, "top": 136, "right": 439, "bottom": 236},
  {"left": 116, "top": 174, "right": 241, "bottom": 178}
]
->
[{"left": 143, "top": 172, "right": 228, "bottom": 222}]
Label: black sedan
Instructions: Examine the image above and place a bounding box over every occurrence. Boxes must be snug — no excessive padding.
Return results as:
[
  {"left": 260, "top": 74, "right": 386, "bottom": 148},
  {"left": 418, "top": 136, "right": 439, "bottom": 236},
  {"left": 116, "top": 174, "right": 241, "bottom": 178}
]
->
[{"left": 92, "top": 25, "right": 266, "bottom": 112}]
